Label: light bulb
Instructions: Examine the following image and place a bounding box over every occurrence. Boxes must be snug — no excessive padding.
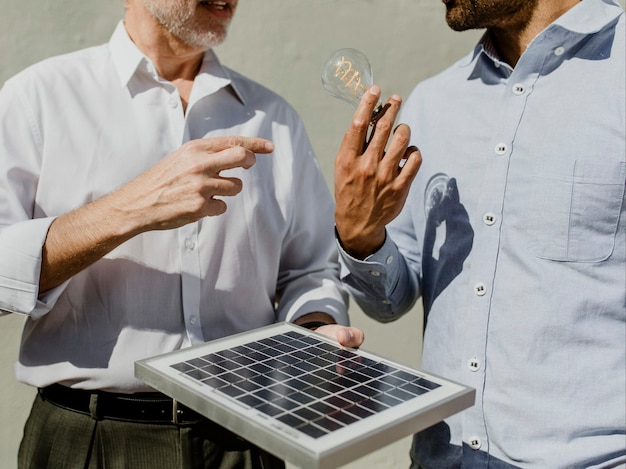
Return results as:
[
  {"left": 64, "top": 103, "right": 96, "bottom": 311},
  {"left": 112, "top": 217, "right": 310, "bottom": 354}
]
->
[{"left": 321, "top": 48, "right": 382, "bottom": 119}]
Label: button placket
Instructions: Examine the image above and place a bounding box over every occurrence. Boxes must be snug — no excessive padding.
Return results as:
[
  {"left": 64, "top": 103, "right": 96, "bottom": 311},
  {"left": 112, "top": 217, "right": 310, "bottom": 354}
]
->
[
  {"left": 179, "top": 224, "right": 203, "bottom": 344},
  {"left": 463, "top": 58, "right": 540, "bottom": 460},
  {"left": 163, "top": 86, "right": 185, "bottom": 144}
]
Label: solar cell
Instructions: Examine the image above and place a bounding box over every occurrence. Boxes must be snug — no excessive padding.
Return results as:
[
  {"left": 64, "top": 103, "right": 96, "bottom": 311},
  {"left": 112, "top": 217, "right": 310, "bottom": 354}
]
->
[{"left": 135, "top": 322, "right": 474, "bottom": 469}]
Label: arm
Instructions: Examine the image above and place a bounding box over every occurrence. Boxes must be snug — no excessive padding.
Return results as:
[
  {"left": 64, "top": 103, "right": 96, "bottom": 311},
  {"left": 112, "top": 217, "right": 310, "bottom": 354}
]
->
[
  {"left": 333, "top": 86, "right": 422, "bottom": 321},
  {"left": 40, "top": 137, "right": 275, "bottom": 292}
]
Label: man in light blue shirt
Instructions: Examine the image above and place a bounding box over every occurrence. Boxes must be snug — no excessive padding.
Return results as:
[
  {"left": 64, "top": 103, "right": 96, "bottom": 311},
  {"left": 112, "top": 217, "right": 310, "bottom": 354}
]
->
[{"left": 334, "top": 0, "right": 625, "bottom": 467}]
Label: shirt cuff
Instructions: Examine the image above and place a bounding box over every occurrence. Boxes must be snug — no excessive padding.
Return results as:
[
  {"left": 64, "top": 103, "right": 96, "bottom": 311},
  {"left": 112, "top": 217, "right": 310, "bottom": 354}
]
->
[
  {"left": 0, "top": 217, "right": 64, "bottom": 317},
  {"left": 336, "top": 230, "right": 402, "bottom": 288}
]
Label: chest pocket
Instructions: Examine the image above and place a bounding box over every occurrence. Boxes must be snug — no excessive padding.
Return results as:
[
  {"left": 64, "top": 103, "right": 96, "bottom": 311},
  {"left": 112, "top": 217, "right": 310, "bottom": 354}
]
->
[{"left": 525, "top": 158, "right": 625, "bottom": 262}]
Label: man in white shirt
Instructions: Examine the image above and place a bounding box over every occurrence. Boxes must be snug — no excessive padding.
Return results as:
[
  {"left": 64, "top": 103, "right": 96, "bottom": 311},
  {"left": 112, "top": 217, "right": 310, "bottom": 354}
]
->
[{"left": 0, "top": 1, "right": 363, "bottom": 467}]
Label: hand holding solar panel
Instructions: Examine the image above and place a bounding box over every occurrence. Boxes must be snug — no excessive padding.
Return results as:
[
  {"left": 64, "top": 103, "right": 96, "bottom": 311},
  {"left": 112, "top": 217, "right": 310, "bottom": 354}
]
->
[{"left": 306, "top": 322, "right": 365, "bottom": 350}]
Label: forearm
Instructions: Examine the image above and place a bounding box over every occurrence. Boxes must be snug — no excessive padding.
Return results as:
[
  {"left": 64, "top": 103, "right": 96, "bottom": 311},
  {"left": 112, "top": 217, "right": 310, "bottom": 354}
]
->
[
  {"left": 39, "top": 191, "right": 142, "bottom": 292},
  {"left": 39, "top": 137, "right": 273, "bottom": 292}
]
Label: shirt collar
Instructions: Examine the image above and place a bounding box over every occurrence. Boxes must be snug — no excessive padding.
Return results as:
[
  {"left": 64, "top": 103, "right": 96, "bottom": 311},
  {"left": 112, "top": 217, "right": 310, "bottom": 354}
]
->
[
  {"left": 194, "top": 49, "right": 246, "bottom": 105},
  {"left": 109, "top": 21, "right": 145, "bottom": 87},
  {"left": 464, "top": 0, "right": 624, "bottom": 67},
  {"left": 551, "top": 0, "right": 624, "bottom": 34},
  {"left": 107, "top": 20, "right": 246, "bottom": 105}
]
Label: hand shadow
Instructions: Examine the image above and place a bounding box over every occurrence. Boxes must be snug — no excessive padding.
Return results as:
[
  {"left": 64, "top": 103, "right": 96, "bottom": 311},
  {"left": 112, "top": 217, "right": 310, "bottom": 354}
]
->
[{"left": 421, "top": 177, "right": 474, "bottom": 326}]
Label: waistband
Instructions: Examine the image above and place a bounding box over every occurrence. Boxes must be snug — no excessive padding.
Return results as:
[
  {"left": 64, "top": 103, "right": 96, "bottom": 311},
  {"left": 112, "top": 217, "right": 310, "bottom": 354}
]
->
[{"left": 39, "top": 384, "right": 205, "bottom": 425}]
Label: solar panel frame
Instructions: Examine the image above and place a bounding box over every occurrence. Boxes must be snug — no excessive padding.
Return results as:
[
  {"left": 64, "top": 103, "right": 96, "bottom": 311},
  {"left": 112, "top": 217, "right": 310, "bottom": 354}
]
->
[{"left": 135, "top": 322, "right": 474, "bottom": 469}]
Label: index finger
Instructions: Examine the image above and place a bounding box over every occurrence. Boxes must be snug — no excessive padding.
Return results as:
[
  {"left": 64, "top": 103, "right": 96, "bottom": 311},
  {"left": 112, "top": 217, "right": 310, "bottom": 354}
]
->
[
  {"left": 338, "top": 85, "right": 382, "bottom": 156},
  {"left": 197, "top": 136, "right": 275, "bottom": 154}
]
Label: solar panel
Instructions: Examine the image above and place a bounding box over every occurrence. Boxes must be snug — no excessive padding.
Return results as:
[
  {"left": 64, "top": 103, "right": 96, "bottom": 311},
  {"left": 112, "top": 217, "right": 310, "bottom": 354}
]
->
[{"left": 135, "top": 322, "right": 474, "bottom": 469}]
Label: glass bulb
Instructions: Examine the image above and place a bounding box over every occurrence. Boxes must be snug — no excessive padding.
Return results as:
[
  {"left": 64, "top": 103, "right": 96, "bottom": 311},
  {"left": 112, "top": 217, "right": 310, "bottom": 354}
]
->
[{"left": 321, "top": 48, "right": 382, "bottom": 118}]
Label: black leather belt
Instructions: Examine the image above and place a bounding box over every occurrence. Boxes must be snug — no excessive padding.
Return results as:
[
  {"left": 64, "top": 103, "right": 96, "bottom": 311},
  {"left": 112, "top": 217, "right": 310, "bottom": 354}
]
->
[{"left": 39, "top": 384, "right": 205, "bottom": 425}]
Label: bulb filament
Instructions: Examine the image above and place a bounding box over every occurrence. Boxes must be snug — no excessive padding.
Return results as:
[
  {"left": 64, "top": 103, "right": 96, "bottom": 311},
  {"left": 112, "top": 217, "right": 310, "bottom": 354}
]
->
[{"left": 334, "top": 56, "right": 367, "bottom": 98}]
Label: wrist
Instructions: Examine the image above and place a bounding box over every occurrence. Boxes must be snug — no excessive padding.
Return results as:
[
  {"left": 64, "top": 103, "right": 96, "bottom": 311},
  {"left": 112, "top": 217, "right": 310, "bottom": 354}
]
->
[{"left": 335, "top": 227, "right": 385, "bottom": 260}]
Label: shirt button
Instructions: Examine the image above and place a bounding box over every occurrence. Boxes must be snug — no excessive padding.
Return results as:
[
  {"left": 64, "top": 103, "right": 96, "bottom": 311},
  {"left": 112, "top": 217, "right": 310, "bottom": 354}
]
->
[
  {"left": 184, "top": 239, "right": 196, "bottom": 251},
  {"left": 382, "top": 299, "right": 391, "bottom": 305},
  {"left": 369, "top": 271, "right": 381, "bottom": 277},
  {"left": 483, "top": 212, "right": 497, "bottom": 226},
  {"left": 169, "top": 98, "right": 179, "bottom": 109},
  {"left": 468, "top": 436, "right": 482, "bottom": 450},
  {"left": 554, "top": 46, "right": 565, "bottom": 56},
  {"left": 512, "top": 83, "right": 525, "bottom": 95},
  {"left": 385, "top": 256, "right": 394, "bottom": 265},
  {"left": 468, "top": 358, "right": 481, "bottom": 372},
  {"left": 495, "top": 143, "right": 508, "bottom": 155},
  {"left": 189, "top": 315, "right": 197, "bottom": 325},
  {"left": 474, "top": 283, "right": 487, "bottom": 296}
]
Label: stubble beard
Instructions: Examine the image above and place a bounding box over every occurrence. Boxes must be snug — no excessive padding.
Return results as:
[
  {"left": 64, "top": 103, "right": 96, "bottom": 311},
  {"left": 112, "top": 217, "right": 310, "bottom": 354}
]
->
[
  {"left": 144, "top": 0, "right": 231, "bottom": 49},
  {"left": 444, "top": 0, "right": 538, "bottom": 32}
]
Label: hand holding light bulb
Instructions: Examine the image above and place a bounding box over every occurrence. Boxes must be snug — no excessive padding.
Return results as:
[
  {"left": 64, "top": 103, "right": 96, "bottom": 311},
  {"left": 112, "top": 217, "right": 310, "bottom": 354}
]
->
[{"left": 330, "top": 55, "right": 422, "bottom": 260}]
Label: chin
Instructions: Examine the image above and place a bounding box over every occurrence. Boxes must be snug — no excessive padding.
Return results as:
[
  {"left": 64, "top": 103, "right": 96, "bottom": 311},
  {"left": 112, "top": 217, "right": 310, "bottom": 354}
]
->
[{"left": 445, "top": 11, "right": 476, "bottom": 31}]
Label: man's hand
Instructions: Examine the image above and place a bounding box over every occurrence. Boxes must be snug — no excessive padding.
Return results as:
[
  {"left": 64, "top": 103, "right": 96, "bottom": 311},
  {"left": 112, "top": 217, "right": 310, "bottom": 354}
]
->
[
  {"left": 334, "top": 85, "right": 421, "bottom": 259},
  {"left": 316, "top": 324, "right": 365, "bottom": 349},
  {"left": 117, "top": 136, "right": 275, "bottom": 232},
  {"left": 294, "top": 313, "right": 365, "bottom": 349},
  {"left": 40, "top": 136, "right": 274, "bottom": 292}
]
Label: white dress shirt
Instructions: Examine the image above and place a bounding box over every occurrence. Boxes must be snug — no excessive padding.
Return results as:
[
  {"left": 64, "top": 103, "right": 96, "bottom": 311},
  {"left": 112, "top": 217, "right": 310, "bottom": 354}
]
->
[{"left": 0, "top": 22, "right": 348, "bottom": 392}]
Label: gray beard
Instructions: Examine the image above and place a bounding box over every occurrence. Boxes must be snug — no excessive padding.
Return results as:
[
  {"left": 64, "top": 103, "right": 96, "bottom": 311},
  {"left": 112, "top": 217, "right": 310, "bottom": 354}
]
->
[{"left": 144, "top": 0, "right": 229, "bottom": 49}]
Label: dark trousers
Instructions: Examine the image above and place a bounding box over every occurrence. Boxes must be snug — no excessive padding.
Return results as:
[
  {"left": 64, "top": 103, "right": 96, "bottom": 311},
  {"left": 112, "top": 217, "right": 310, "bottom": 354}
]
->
[{"left": 18, "top": 391, "right": 284, "bottom": 469}]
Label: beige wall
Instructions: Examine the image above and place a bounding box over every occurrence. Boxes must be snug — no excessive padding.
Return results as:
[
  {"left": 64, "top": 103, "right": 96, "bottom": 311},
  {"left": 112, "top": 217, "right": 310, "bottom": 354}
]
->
[{"left": 1, "top": 0, "right": 497, "bottom": 467}]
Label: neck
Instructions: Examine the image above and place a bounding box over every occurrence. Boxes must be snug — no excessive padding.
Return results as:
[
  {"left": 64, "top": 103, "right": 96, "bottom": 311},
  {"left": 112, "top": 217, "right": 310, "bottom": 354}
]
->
[
  {"left": 124, "top": 5, "right": 205, "bottom": 82},
  {"left": 491, "top": 0, "right": 579, "bottom": 67}
]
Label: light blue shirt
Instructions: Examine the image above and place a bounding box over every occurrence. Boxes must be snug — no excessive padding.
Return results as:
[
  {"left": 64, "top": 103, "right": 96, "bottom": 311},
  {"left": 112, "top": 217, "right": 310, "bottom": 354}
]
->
[{"left": 339, "top": 0, "right": 625, "bottom": 467}]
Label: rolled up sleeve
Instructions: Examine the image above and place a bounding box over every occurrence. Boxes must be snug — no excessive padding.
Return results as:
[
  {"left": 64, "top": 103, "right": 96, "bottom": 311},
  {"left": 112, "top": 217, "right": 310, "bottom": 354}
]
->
[{"left": 0, "top": 217, "right": 68, "bottom": 318}]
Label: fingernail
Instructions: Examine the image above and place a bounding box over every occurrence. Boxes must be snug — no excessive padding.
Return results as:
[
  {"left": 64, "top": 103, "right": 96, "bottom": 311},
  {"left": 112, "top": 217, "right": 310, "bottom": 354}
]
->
[
  {"left": 369, "top": 85, "right": 381, "bottom": 95},
  {"left": 264, "top": 141, "right": 275, "bottom": 152}
]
